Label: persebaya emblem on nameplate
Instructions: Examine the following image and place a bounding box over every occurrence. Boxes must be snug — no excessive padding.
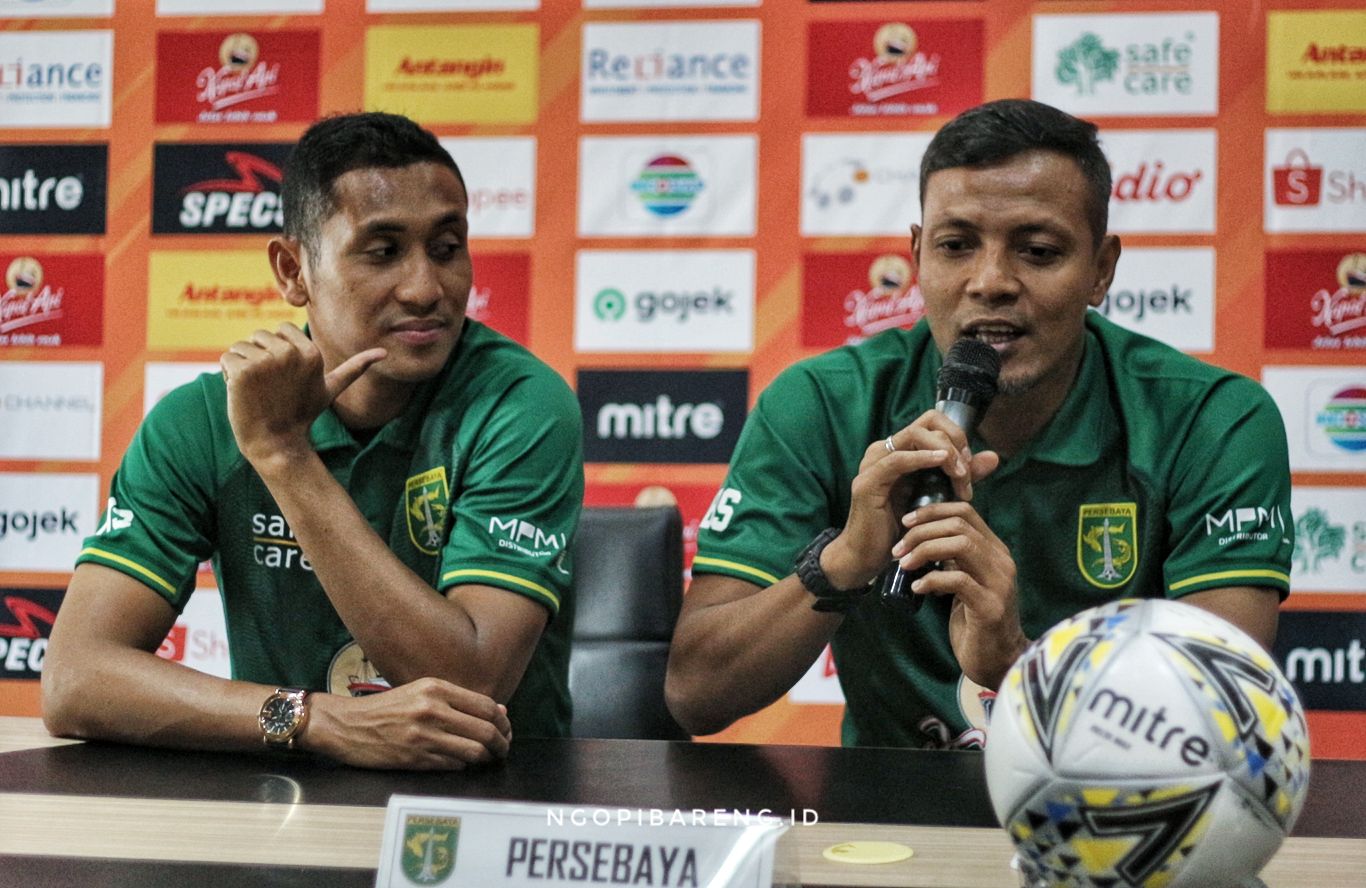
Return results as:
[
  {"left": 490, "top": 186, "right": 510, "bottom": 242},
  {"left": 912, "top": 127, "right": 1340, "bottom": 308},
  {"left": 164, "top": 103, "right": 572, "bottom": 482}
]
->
[
  {"left": 401, "top": 815, "right": 460, "bottom": 885},
  {"left": 1077, "top": 502, "right": 1138, "bottom": 588},
  {"left": 405, "top": 467, "right": 450, "bottom": 556}
]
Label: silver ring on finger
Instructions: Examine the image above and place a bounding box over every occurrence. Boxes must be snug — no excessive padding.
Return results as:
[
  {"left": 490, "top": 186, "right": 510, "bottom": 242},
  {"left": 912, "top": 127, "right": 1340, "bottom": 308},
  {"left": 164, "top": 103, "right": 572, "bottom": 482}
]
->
[{"left": 884, "top": 436, "right": 896, "bottom": 454}]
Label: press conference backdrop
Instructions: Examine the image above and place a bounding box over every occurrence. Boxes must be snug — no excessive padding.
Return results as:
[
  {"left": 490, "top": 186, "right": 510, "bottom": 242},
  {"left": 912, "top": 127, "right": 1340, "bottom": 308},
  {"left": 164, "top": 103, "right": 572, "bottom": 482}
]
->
[{"left": 0, "top": 0, "right": 1362, "bottom": 757}]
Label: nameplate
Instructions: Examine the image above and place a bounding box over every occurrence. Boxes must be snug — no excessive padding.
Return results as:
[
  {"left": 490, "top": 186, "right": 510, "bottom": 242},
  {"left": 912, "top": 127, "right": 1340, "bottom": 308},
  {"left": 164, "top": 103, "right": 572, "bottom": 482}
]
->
[{"left": 375, "top": 795, "right": 786, "bottom": 888}]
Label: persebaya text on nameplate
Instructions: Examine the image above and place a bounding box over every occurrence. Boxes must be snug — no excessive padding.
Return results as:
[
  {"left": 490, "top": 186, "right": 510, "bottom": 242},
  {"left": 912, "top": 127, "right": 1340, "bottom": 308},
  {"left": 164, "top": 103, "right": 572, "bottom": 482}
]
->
[{"left": 375, "top": 796, "right": 787, "bottom": 887}]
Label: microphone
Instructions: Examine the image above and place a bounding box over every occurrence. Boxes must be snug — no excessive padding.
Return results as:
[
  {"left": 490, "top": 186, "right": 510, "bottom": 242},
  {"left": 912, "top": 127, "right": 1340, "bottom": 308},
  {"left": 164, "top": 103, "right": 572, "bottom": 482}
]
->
[{"left": 880, "top": 337, "right": 1001, "bottom": 613}]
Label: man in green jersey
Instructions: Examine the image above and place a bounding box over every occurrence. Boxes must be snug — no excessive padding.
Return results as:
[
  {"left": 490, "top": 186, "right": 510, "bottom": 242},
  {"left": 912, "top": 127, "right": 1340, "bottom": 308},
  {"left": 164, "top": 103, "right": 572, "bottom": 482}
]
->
[
  {"left": 43, "top": 113, "right": 583, "bottom": 769},
  {"left": 666, "top": 100, "right": 1293, "bottom": 749}
]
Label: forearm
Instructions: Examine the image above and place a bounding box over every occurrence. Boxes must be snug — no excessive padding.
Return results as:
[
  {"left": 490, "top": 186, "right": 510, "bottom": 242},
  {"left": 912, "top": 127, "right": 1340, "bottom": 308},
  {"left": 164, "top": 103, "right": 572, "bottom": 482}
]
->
[
  {"left": 255, "top": 452, "right": 492, "bottom": 692},
  {"left": 666, "top": 574, "right": 843, "bottom": 736}
]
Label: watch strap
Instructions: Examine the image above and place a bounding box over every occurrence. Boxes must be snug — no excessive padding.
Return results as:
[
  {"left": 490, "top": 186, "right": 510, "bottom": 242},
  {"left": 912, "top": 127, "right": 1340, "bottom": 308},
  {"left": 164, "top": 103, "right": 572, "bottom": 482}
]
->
[{"left": 794, "top": 527, "right": 873, "bottom": 613}]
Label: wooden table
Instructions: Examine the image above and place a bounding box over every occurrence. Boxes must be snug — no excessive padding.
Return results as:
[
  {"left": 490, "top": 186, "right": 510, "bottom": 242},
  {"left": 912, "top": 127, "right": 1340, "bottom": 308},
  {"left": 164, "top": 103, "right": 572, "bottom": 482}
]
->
[{"left": 1, "top": 716, "right": 1362, "bottom": 887}]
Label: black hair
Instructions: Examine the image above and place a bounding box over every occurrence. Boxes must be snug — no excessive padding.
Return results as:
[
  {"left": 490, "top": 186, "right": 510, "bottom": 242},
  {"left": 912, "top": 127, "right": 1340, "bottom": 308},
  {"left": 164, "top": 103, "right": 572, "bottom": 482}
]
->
[
  {"left": 281, "top": 111, "right": 465, "bottom": 254},
  {"left": 919, "top": 99, "right": 1111, "bottom": 243}
]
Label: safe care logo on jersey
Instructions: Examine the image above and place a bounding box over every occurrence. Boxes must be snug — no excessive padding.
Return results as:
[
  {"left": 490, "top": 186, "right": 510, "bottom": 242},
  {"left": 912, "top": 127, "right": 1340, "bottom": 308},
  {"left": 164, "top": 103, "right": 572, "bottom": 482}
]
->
[
  {"left": 806, "top": 20, "right": 982, "bottom": 119},
  {"left": 581, "top": 20, "right": 759, "bottom": 123},
  {"left": 802, "top": 252, "right": 923, "bottom": 348},
  {"left": 365, "top": 25, "right": 538, "bottom": 125},
  {"left": 155, "top": 30, "right": 319, "bottom": 125},
  {"left": 1267, "top": 11, "right": 1366, "bottom": 114},
  {"left": 0, "top": 30, "right": 111, "bottom": 128},
  {"left": 402, "top": 815, "right": 460, "bottom": 884},
  {"left": 1032, "top": 13, "right": 1218, "bottom": 116},
  {"left": 252, "top": 512, "right": 312, "bottom": 572},
  {"left": 1265, "top": 251, "right": 1366, "bottom": 351},
  {"left": 0, "top": 254, "right": 104, "bottom": 348},
  {"left": 405, "top": 468, "right": 449, "bottom": 556},
  {"left": 152, "top": 143, "right": 289, "bottom": 235},
  {"left": 1077, "top": 502, "right": 1138, "bottom": 588}
]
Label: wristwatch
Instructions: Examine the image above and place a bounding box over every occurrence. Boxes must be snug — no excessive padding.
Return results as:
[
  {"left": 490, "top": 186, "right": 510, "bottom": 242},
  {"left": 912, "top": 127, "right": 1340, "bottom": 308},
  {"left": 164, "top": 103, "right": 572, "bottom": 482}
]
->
[
  {"left": 258, "top": 687, "right": 310, "bottom": 750},
  {"left": 794, "top": 527, "right": 874, "bottom": 613}
]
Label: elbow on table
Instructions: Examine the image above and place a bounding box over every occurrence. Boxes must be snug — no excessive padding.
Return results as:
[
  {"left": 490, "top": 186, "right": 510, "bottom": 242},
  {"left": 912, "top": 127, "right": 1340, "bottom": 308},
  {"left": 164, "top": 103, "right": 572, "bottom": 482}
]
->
[
  {"left": 663, "top": 663, "right": 734, "bottom": 738},
  {"left": 39, "top": 650, "right": 98, "bottom": 740}
]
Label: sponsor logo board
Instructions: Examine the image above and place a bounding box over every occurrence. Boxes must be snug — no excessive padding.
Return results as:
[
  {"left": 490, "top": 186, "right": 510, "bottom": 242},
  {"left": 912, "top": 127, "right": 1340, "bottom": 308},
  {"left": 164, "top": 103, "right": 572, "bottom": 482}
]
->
[
  {"left": 157, "top": 0, "right": 322, "bottom": 13},
  {"left": 801, "top": 132, "right": 930, "bottom": 236},
  {"left": 156, "top": 588, "right": 231, "bottom": 679},
  {"left": 0, "top": 588, "right": 61, "bottom": 680},
  {"left": 790, "top": 645, "right": 844, "bottom": 704},
  {"left": 1266, "top": 250, "right": 1366, "bottom": 351},
  {"left": 0, "top": 472, "right": 97, "bottom": 573},
  {"left": 365, "top": 25, "right": 538, "bottom": 125},
  {"left": 1033, "top": 13, "right": 1219, "bottom": 116},
  {"left": 0, "top": 144, "right": 107, "bottom": 235},
  {"left": 152, "top": 143, "right": 290, "bottom": 235},
  {"left": 575, "top": 250, "right": 754, "bottom": 353},
  {"left": 1267, "top": 11, "right": 1366, "bottom": 114},
  {"left": 1101, "top": 129, "right": 1216, "bottom": 234},
  {"left": 155, "top": 30, "right": 320, "bottom": 125},
  {"left": 0, "top": 0, "right": 111, "bottom": 17},
  {"left": 1265, "top": 129, "right": 1366, "bottom": 233},
  {"left": 468, "top": 253, "right": 530, "bottom": 346},
  {"left": 1094, "top": 247, "right": 1214, "bottom": 352},
  {"left": 369, "top": 0, "right": 536, "bottom": 9},
  {"left": 582, "top": 21, "right": 759, "bottom": 122},
  {"left": 438, "top": 137, "right": 535, "bottom": 238},
  {"left": 801, "top": 251, "right": 923, "bottom": 349},
  {"left": 806, "top": 19, "right": 983, "bottom": 119},
  {"left": 147, "top": 251, "right": 304, "bottom": 351},
  {"left": 1291, "top": 486, "right": 1366, "bottom": 593},
  {"left": 1275, "top": 611, "right": 1366, "bottom": 711},
  {"left": 586, "top": 0, "right": 755, "bottom": 6},
  {"left": 579, "top": 136, "right": 756, "bottom": 237},
  {"left": 0, "top": 253, "right": 103, "bottom": 348},
  {"left": 578, "top": 369, "right": 747, "bottom": 464},
  {"left": 143, "top": 362, "right": 220, "bottom": 417},
  {"left": 0, "top": 362, "right": 101, "bottom": 461},
  {"left": 1263, "top": 366, "right": 1366, "bottom": 471},
  {"left": 0, "top": 30, "right": 111, "bottom": 128}
]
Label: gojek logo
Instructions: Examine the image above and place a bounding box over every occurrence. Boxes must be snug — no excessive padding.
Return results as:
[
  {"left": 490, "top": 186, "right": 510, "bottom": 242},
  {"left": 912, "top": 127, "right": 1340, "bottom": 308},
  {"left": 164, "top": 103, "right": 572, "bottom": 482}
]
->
[
  {"left": 593, "top": 288, "right": 627, "bottom": 321},
  {"left": 632, "top": 155, "right": 703, "bottom": 217}
]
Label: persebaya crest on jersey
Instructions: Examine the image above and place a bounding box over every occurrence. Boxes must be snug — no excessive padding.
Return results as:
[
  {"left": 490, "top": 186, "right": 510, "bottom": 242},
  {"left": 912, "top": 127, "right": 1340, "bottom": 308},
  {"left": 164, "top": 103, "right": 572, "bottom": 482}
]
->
[
  {"left": 402, "top": 814, "right": 461, "bottom": 884},
  {"left": 1077, "top": 502, "right": 1139, "bottom": 588},
  {"left": 406, "top": 467, "right": 450, "bottom": 556}
]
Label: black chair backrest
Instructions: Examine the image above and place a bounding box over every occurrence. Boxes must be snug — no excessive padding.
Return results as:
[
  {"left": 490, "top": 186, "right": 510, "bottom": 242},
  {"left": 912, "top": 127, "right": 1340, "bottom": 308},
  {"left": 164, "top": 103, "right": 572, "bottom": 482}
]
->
[{"left": 568, "top": 506, "right": 689, "bottom": 740}]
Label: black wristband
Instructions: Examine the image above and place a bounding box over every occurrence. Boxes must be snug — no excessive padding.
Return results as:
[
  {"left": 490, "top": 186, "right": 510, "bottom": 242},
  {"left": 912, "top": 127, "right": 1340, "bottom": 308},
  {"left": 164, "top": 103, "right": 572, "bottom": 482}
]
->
[{"left": 794, "top": 527, "right": 874, "bottom": 613}]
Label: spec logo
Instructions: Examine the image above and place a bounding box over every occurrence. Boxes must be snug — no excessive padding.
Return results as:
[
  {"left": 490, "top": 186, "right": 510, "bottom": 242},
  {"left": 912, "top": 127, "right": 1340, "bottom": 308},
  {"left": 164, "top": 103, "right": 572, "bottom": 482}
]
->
[
  {"left": 0, "top": 589, "right": 62, "bottom": 680},
  {"left": 152, "top": 143, "right": 290, "bottom": 234}
]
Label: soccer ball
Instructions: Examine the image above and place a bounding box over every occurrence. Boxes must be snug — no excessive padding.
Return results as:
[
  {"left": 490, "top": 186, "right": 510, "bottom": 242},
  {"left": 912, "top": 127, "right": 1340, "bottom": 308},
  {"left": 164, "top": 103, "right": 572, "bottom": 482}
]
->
[{"left": 985, "top": 598, "right": 1311, "bottom": 888}]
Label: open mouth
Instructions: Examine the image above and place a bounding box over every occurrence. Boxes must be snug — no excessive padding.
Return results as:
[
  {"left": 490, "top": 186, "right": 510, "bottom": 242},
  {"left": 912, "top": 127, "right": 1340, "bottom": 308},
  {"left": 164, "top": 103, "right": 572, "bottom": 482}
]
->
[{"left": 963, "top": 322, "right": 1024, "bottom": 347}]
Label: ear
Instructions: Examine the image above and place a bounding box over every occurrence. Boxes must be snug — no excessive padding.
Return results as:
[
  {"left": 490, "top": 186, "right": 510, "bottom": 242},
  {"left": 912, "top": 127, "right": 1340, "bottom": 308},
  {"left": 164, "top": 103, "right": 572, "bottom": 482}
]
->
[
  {"left": 268, "top": 237, "right": 310, "bottom": 308},
  {"left": 1088, "top": 234, "right": 1121, "bottom": 308},
  {"left": 909, "top": 223, "right": 923, "bottom": 278}
]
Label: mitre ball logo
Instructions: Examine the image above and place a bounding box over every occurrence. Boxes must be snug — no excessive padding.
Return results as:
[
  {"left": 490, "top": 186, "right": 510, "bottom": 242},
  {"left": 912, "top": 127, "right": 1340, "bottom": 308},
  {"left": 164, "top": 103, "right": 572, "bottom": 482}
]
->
[
  {"left": 631, "top": 155, "right": 703, "bottom": 217},
  {"left": 985, "top": 598, "right": 1310, "bottom": 888}
]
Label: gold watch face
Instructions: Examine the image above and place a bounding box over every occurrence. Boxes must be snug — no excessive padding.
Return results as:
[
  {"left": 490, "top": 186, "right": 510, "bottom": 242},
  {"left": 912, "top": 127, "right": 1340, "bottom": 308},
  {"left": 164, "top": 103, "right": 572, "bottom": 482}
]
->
[{"left": 260, "top": 693, "right": 302, "bottom": 738}]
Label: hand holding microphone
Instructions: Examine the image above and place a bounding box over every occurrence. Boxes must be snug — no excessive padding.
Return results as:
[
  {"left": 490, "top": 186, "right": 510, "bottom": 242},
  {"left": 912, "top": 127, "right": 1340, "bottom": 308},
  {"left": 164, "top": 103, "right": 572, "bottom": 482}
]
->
[{"left": 880, "top": 338, "right": 1000, "bottom": 613}]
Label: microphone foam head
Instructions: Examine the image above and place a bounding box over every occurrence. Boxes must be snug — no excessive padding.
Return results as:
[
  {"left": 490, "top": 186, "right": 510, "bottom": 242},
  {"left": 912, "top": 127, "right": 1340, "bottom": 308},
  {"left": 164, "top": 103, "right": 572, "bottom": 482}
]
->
[{"left": 938, "top": 338, "right": 1000, "bottom": 399}]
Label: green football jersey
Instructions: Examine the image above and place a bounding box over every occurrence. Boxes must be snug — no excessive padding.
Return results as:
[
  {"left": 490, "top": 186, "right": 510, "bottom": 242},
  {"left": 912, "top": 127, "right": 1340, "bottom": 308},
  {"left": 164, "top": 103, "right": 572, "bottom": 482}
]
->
[
  {"left": 694, "top": 314, "right": 1293, "bottom": 749},
  {"left": 79, "top": 320, "right": 584, "bottom": 738}
]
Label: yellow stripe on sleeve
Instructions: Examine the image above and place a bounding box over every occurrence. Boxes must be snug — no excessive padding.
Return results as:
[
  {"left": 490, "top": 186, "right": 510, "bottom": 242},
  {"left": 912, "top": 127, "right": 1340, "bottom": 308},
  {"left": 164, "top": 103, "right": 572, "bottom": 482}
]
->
[
  {"left": 441, "top": 568, "right": 560, "bottom": 609},
  {"left": 1169, "top": 569, "right": 1291, "bottom": 592},
  {"left": 79, "top": 547, "right": 178, "bottom": 596},
  {"left": 691, "top": 556, "right": 782, "bottom": 586}
]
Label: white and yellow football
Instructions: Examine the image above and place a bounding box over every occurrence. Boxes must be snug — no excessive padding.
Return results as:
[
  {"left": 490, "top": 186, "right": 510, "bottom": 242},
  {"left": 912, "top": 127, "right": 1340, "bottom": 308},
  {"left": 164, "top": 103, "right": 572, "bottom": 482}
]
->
[{"left": 985, "top": 598, "right": 1311, "bottom": 888}]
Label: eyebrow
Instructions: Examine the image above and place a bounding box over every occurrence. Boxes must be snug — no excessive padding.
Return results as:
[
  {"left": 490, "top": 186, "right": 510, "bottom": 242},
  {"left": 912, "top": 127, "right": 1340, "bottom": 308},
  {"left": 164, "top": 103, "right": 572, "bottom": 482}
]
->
[
  {"left": 356, "top": 210, "right": 467, "bottom": 236},
  {"left": 929, "top": 217, "right": 1074, "bottom": 240}
]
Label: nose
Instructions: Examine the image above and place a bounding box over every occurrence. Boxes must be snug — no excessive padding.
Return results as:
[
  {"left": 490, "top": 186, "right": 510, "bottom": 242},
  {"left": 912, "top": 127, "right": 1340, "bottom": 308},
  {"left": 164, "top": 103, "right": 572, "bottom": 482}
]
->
[
  {"left": 965, "top": 245, "right": 1021, "bottom": 304},
  {"left": 395, "top": 254, "right": 444, "bottom": 312}
]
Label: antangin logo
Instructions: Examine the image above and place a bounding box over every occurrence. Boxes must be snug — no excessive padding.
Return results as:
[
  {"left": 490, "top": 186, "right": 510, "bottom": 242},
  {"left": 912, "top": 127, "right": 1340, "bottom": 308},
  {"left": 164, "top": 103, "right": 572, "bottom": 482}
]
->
[
  {"left": 1077, "top": 502, "right": 1138, "bottom": 588},
  {"left": 405, "top": 467, "right": 449, "bottom": 556},
  {"left": 402, "top": 815, "right": 460, "bottom": 884}
]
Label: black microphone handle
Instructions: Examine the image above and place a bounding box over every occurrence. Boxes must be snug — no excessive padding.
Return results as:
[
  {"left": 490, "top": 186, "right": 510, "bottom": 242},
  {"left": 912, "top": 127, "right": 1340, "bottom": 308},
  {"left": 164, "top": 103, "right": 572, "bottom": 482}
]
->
[{"left": 879, "top": 394, "right": 981, "bottom": 613}]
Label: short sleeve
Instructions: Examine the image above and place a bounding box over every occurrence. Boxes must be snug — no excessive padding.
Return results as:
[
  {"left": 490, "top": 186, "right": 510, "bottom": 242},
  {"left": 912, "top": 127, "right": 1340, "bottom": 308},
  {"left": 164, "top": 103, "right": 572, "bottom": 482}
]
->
[
  {"left": 75, "top": 379, "right": 219, "bottom": 610},
  {"left": 437, "top": 371, "right": 584, "bottom": 618},
  {"left": 1163, "top": 376, "right": 1295, "bottom": 599},
  {"left": 693, "top": 367, "right": 843, "bottom": 587}
]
